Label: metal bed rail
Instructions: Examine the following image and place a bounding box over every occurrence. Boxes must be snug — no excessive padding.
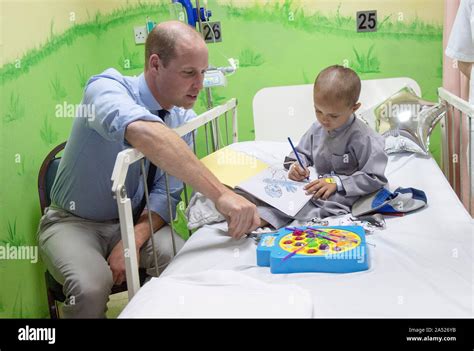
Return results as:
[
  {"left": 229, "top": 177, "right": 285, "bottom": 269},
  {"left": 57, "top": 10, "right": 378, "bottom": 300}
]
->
[
  {"left": 111, "top": 98, "right": 238, "bottom": 299},
  {"left": 438, "top": 88, "right": 473, "bottom": 217}
]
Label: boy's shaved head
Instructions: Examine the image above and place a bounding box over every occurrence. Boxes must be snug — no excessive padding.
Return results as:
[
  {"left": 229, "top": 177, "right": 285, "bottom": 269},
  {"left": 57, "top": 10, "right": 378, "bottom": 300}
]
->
[{"left": 314, "top": 65, "right": 361, "bottom": 106}]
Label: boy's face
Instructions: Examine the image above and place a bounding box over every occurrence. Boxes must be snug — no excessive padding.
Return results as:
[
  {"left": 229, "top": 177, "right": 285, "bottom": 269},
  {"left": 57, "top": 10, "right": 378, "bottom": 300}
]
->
[{"left": 313, "top": 91, "right": 361, "bottom": 132}]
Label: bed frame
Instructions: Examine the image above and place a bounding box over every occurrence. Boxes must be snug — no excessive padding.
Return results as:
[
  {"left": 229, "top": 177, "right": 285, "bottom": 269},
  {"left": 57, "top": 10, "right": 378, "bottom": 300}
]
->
[
  {"left": 438, "top": 88, "right": 474, "bottom": 216},
  {"left": 111, "top": 98, "right": 238, "bottom": 299}
]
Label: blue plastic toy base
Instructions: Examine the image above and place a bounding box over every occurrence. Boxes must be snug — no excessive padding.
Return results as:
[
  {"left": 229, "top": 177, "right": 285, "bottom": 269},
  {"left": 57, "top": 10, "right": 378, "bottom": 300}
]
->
[{"left": 256, "top": 226, "right": 369, "bottom": 274}]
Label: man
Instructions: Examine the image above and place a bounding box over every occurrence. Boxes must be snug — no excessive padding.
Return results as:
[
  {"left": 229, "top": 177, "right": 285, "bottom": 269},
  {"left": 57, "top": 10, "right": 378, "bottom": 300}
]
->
[{"left": 38, "top": 21, "right": 259, "bottom": 318}]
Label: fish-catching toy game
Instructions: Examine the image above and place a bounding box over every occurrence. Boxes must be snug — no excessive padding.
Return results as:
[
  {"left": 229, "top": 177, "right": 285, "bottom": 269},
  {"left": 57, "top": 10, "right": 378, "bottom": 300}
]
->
[{"left": 257, "top": 226, "right": 369, "bottom": 274}]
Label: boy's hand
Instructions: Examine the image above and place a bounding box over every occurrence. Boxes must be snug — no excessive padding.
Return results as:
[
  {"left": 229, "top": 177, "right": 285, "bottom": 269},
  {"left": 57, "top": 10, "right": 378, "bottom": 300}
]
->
[
  {"left": 288, "top": 162, "right": 310, "bottom": 181},
  {"left": 304, "top": 178, "right": 337, "bottom": 200}
]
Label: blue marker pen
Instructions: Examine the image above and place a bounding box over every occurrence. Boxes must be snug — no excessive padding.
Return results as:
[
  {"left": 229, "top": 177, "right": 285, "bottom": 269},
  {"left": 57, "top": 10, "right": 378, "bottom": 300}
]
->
[{"left": 287, "top": 137, "right": 309, "bottom": 181}]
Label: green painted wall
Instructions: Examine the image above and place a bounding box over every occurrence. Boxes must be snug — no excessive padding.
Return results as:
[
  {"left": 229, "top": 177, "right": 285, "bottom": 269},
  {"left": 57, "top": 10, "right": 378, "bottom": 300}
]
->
[{"left": 0, "top": 0, "right": 443, "bottom": 317}]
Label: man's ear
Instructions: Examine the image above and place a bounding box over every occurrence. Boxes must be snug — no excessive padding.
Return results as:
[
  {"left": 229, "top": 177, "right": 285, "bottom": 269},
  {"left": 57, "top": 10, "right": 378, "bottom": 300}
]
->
[
  {"left": 352, "top": 102, "right": 362, "bottom": 113},
  {"left": 148, "top": 54, "right": 161, "bottom": 73}
]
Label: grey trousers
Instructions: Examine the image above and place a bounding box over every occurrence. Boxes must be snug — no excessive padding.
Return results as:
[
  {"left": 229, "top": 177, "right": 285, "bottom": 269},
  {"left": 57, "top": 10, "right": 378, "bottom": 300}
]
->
[{"left": 37, "top": 207, "right": 185, "bottom": 318}]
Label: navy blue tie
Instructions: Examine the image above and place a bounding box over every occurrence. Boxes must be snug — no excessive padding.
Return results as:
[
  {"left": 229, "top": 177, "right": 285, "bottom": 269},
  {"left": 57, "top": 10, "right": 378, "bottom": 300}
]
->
[{"left": 157, "top": 109, "right": 169, "bottom": 120}]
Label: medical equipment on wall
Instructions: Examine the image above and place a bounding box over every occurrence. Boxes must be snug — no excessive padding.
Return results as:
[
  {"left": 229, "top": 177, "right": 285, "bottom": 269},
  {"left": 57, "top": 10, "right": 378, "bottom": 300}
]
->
[
  {"left": 204, "top": 62, "right": 237, "bottom": 88},
  {"left": 172, "top": 0, "right": 212, "bottom": 28}
]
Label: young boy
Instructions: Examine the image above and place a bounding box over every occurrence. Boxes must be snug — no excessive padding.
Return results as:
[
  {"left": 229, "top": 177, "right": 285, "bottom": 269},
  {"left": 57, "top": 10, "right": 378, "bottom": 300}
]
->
[{"left": 244, "top": 65, "right": 388, "bottom": 229}]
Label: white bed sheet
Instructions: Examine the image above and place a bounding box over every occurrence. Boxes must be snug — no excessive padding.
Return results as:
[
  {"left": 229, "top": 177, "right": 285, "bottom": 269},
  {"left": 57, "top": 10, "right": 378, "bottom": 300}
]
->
[{"left": 120, "top": 142, "right": 473, "bottom": 318}]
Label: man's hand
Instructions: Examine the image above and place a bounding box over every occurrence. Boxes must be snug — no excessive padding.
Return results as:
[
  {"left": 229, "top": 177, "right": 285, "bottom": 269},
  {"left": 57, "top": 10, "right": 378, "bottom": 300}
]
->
[
  {"left": 107, "top": 241, "right": 140, "bottom": 286},
  {"left": 288, "top": 162, "right": 310, "bottom": 181},
  {"left": 304, "top": 178, "right": 337, "bottom": 200},
  {"left": 215, "top": 191, "right": 260, "bottom": 239}
]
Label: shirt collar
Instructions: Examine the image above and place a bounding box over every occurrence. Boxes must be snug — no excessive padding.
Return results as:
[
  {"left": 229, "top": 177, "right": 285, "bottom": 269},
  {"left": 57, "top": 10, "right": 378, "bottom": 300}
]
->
[
  {"left": 138, "top": 73, "right": 163, "bottom": 112},
  {"left": 327, "top": 114, "right": 356, "bottom": 137}
]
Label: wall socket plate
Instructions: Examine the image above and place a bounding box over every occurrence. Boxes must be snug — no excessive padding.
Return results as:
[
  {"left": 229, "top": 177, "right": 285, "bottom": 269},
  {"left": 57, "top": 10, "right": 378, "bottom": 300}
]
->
[{"left": 134, "top": 26, "right": 147, "bottom": 44}]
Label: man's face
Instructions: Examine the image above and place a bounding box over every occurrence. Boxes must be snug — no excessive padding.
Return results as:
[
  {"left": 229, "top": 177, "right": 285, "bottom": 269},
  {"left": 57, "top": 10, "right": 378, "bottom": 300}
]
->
[
  {"left": 313, "top": 90, "right": 360, "bottom": 132},
  {"left": 152, "top": 41, "right": 208, "bottom": 110}
]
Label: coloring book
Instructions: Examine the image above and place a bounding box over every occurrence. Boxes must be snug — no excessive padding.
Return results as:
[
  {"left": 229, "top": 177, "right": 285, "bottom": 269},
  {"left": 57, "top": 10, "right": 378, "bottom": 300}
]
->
[
  {"left": 236, "top": 166, "right": 316, "bottom": 216},
  {"left": 200, "top": 147, "right": 316, "bottom": 216}
]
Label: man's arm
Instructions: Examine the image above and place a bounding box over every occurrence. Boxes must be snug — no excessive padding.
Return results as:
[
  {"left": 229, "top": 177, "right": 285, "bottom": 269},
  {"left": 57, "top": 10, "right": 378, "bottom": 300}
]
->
[
  {"left": 125, "top": 120, "right": 260, "bottom": 238},
  {"left": 459, "top": 61, "right": 472, "bottom": 79},
  {"left": 108, "top": 209, "right": 165, "bottom": 285},
  {"left": 134, "top": 210, "right": 166, "bottom": 247}
]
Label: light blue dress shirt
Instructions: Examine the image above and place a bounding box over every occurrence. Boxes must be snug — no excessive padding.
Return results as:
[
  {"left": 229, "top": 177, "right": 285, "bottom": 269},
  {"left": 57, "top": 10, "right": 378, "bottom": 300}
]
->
[{"left": 50, "top": 68, "right": 196, "bottom": 222}]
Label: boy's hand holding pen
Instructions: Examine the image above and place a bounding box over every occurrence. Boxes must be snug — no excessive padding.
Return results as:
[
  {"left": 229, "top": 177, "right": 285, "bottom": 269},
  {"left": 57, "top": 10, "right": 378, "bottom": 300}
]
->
[
  {"left": 287, "top": 137, "right": 310, "bottom": 182},
  {"left": 287, "top": 161, "right": 337, "bottom": 200},
  {"left": 286, "top": 137, "right": 336, "bottom": 200},
  {"left": 288, "top": 162, "right": 310, "bottom": 181}
]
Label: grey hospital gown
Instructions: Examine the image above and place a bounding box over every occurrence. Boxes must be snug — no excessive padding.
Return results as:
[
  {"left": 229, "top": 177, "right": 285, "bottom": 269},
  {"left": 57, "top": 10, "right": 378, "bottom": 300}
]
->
[{"left": 238, "top": 115, "right": 388, "bottom": 228}]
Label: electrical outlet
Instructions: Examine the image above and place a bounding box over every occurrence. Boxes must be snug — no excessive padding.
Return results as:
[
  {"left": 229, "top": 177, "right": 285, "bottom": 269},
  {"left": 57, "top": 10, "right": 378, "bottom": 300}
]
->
[{"left": 134, "top": 26, "right": 147, "bottom": 44}]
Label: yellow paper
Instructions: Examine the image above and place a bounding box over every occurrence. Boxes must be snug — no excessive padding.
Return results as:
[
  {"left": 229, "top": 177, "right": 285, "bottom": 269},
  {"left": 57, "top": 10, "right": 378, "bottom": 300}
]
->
[{"left": 200, "top": 148, "right": 269, "bottom": 188}]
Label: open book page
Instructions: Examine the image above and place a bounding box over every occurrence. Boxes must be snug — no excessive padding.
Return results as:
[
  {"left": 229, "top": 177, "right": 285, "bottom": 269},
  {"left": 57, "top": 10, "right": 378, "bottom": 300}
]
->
[
  {"left": 200, "top": 147, "right": 270, "bottom": 188},
  {"left": 236, "top": 166, "right": 317, "bottom": 216}
]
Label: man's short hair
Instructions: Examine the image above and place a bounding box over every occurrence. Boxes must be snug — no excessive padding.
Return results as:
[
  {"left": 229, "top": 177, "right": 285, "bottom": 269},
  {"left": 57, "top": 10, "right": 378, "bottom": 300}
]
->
[
  {"left": 314, "top": 65, "right": 361, "bottom": 106},
  {"left": 145, "top": 22, "right": 202, "bottom": 69}
]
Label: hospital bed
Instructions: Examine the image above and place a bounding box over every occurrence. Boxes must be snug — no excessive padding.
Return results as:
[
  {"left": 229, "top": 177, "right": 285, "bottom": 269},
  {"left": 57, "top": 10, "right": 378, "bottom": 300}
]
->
[{"left": 116, "top": 78, "right": 473, "bottom": 318}]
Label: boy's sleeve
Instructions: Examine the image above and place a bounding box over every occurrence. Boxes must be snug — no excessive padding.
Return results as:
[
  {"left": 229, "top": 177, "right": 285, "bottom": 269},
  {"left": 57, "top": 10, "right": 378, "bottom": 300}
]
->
[
  {"left": 338, "top": 134, "right": 388, "bottom": 197},
  {"left": 284, "top": 123, "right": 316, "bottom": 169}
]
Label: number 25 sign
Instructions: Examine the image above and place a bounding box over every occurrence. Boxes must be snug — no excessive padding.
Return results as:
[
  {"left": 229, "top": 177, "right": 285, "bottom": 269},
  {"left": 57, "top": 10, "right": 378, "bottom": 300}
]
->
[{"left": 357, "top": 10, "right": 377, "bottom": 32}]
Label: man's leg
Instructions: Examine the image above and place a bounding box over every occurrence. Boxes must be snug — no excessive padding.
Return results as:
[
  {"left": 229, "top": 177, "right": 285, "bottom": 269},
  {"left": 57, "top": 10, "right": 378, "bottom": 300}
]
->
[
  {"left": 38, "top": 208, "right": 114, "bottom": 318},
  {"left": 139, "top": 225, "right": 185, "bottom": 277}
]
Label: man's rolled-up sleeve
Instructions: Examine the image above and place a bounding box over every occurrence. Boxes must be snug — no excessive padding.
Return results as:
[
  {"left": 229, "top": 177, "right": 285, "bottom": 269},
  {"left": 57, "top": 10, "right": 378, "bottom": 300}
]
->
[{"left": 83, "top": 77, "right": 164, "bottom": 146}]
